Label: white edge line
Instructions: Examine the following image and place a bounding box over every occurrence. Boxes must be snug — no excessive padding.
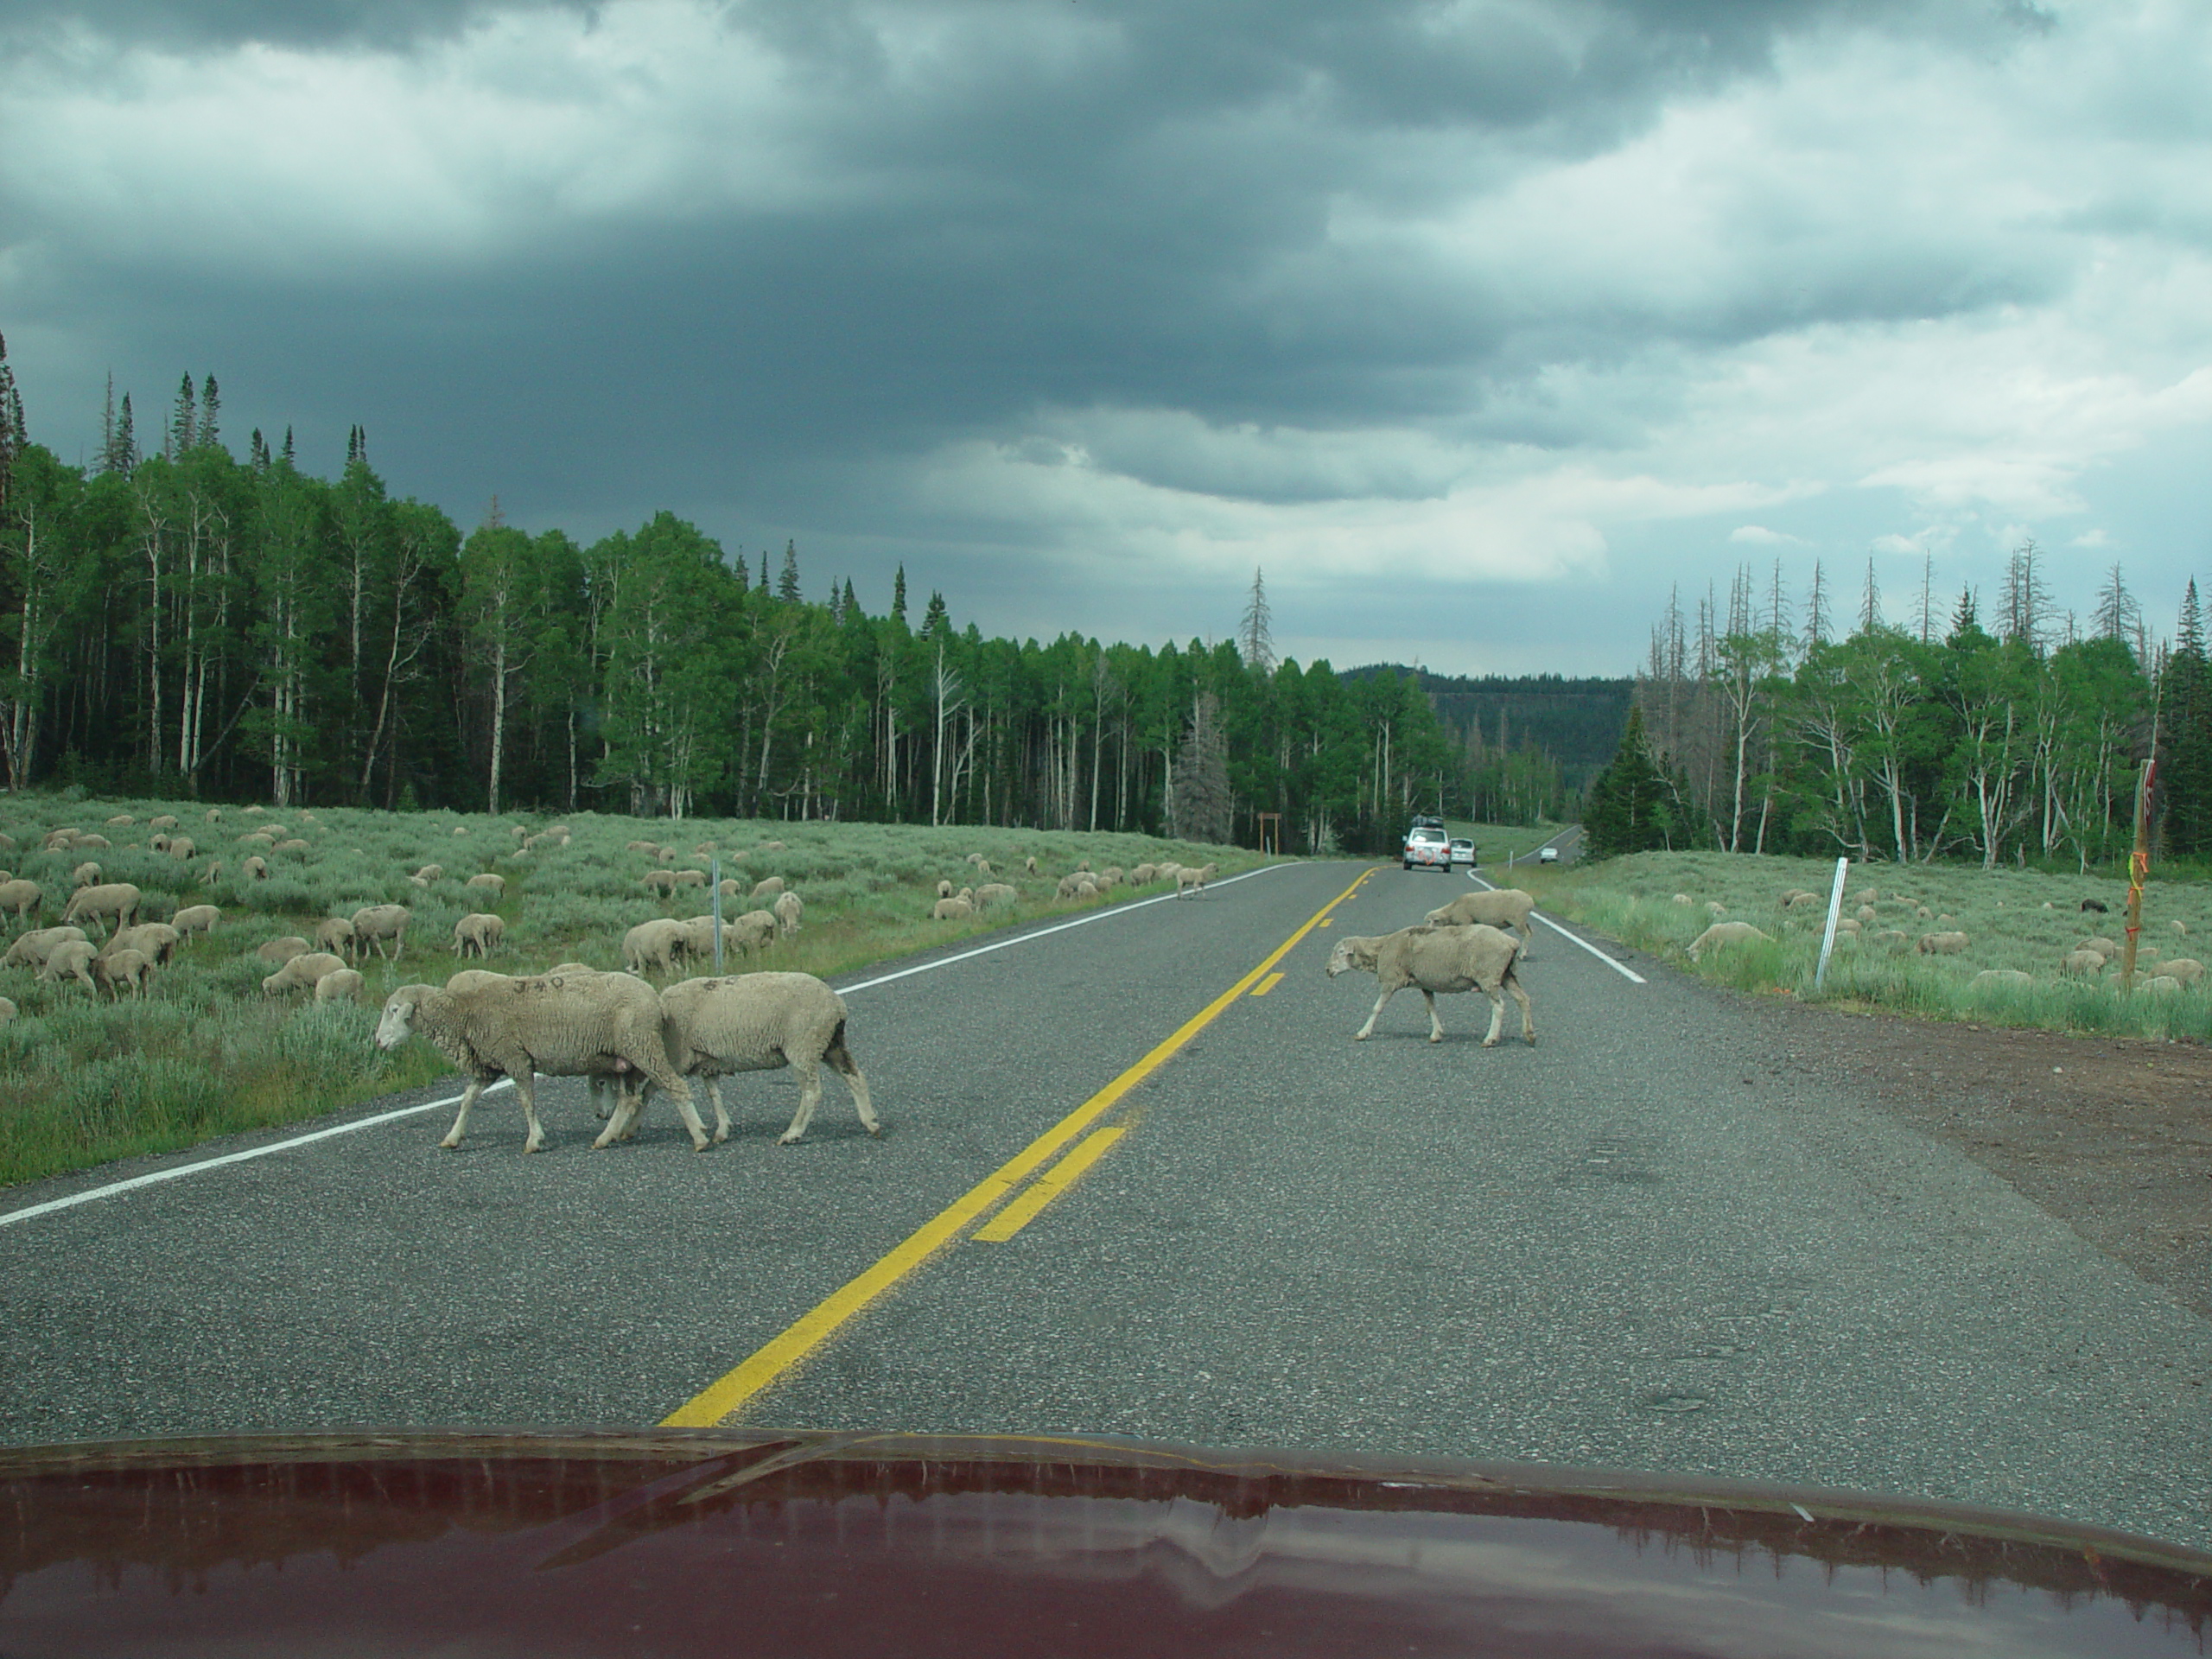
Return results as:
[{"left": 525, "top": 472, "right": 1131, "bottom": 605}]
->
[
  {"left": 1471, "top": 870, "right": 1648, "bottom": 985},
  {"left": 0, "top": 861, "right": 1306, "bottom": 1228},
  {"left": 0, "top": 1078, "right": 516, "bottom": 1230}
]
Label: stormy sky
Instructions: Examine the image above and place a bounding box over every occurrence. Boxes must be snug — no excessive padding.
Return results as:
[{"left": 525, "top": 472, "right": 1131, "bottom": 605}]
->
[{"left": 4, "top": 0, "right": 2209, "bottom": 673}]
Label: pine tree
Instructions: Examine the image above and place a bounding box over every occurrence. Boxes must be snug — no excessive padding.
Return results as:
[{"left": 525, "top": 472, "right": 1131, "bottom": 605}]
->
[
  {"left": 250, "top": 428, "right": 269, "bottom": 469},
  {"left": 759, "top": 550, "right": 770, "bottom": 591},
  {"left": 0, "top": 331, "right": 20, "bottom": 508},
  {"left": 115, "top": 393, "right": 137, "bottom": 474},
  {"left": 98, "top": 372, "right": 118, "bottom": 473},
  {"left": 166, "top": 372, "right": 196, "bottom": 461},
  {"left": 1238, "top": 566, "right": 1274, "bottom": 673},
  {"left": 922, "top": 590, "right": 950, "bottom": 639},
  {"left": 1802, "top": 559, "right": 1828, "bottom": 651},
  {"left": 842, "top": 577, "right": 858, "bottom": 618},
  {"left": 1584, "top": 705, "right": 1669, "bottom": 857},
  {"left": 198, "top": 374, "right": 220, "bottom": 451},
  {"left": 281, "top": 425, "right": 295, "bottom": 466},
  {"left": 1950, "top": 584, "right": 1979, "bottom": 639},
  {"left": 2162, "top": 580, "right": 2212, "bottom": 856},
  {"left": 2093, "top": 562, "right": 2142, "bottom": 656},
  {"left": 892, "top": 564, "right": 908, "bottom": 623},
  {"left": 778, "top": 539, "right": 802, "bottom": 602},
  {"left": 1166, "top": 690, "right": 1233, "bottom": 842},
  {"left": 1859, "top": 556, "right": 1880, "bottom": 634}
]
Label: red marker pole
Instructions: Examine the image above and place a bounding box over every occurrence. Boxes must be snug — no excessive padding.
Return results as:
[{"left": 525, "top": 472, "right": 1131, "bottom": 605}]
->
[{"left": 2121, "top": 759, "right": 2154, "bottom": 994}]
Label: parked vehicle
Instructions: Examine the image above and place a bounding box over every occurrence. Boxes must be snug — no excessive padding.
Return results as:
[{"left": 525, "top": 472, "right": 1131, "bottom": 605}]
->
[{"left": 1403, "top": 826, "right": 1451, "bottom": 871}]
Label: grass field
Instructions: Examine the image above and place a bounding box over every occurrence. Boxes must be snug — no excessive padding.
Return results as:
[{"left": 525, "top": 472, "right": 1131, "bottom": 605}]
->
[
  {"left": 1515, "top": 849, "right": 2212, "bottom": 1041},
  {"left": 0, "top": 798, "right": 1262, "bottom": 1189}
]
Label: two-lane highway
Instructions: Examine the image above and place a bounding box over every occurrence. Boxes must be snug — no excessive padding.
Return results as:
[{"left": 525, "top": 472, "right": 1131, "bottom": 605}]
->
[{"left": 4, "top": 860, "right": 2210, "bottom": 1552}]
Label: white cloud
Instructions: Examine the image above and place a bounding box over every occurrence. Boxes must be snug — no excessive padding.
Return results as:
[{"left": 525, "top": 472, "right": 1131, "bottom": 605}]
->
[{"left": 1730, "top": 525, "right": 1808, "bottom": 547}]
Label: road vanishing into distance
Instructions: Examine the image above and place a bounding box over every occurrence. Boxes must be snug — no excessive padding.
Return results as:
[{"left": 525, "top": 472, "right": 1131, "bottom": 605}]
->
[{"left": 6, "top": 859, "right": 2210, "bottom": 1551}]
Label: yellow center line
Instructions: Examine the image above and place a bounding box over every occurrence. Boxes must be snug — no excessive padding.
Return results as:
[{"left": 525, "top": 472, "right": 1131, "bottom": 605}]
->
[
  {"left": 1250, "top": 971, "right": 1286, "bottom": 997},
  {"left": 658, "top": 864, "right": 1375, "bottom": 1428},
  {"left": 974, "top": 1126, "right": 1127, "bottom": 1243}
]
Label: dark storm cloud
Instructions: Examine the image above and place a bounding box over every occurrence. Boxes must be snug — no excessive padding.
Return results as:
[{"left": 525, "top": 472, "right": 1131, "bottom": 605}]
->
[{"left": 0, "top": 0, "right": 588, "bottom": 49}]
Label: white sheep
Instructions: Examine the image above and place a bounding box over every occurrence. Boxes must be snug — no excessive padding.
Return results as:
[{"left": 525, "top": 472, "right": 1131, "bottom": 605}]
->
[
  {"left": 38, "top": 940, "right": 99, "bottom": 994},
  {"left": 167, "top": 836, "right": 196, "bottom": 861},
  {"left": 1687, "top": 921, "right": 1771, "bottom": 962},
  {"left": 103, "top": 921, "right": 180, "bottom": 966},
  {"left": 1054, "top": 873, "right": 1093, "bottom": 900},
  {"left": 678, "top": 912, "right": 771, "bottom": 961},
  {"left": 171, "top": 904, "right": 219, "bottom": 940},
  {"left": 601, "top": 971, "right": 880, "bottom": 1147},
  {"left": 1174, "top": 862, "right": 1218, "bottom": 899},
  {"left": 751, "top": 876, "right": 785, "bottom": 900},
  {"left": 264, "top": 951, "right": 348, "bottom": 995},
  {"left": 413, "top": 863, "right": 444, "bottom": 884},
  {"left": 642, "top": 869, "right": 681, "bottom": 896},
  {"left": 1024, "top": 856, "right": 1039, "bottom": 875},
  {"left": 1705, "top": 900, "right": 1726, "bottom": 918},
  {"left": 2161, "top": 957, "right": 2204, "bottom": 985},
  {"left": 454, "top": 912, "right": 506, "bottom": 957},
  {"left": 937, "top": 879, "right": 954, "bottom": 899},
  {"left": 1970, "top": 969, "right": 2034, "bottom": 990},
  {"left": 315, "top": 968, "right": 365, "bottom": 1003},
  {"left": 1916, "top": 931, "right": 1968, "bottom": 955},
  {"left": 1671, "top": 893, "right": 1693, "bottom": 906},
  {"left": 672, "top": 869, "right": 707, "bottom": 889},
  {"left": 375, "top": 969, "right": 706, "bottom": 1154},
  {"left": 932, "top": 895, "right": 975, "bottom": 921},
  {"left": 95, "top": 947, "right": 152, "bottom": 999},
  {"left": 1131, "top": 863, "right": 1156, "bottom": 885},
  {"left": 256, "top": 935, "right": 311, "bottom": 965},
  {"left": 2141, "top": 975, "right": 2184, "bottom": 995},
  {"left": 0, "top": 995, "right": 15, "bottom": 1022},
  {"left": 149, "top": 815, "right": 177, "bottom": 831},
  {"left": 773, "top": 891, "right": 803, "bottom": 938},
  {"left": 623, "top": 917, "right": 691, "bottom": 976},
  {"left": 61, "top": 882, "right": 140, "bottom": 938},
  {"left": 315, "top": 917, "right": 357, "bottom": 957},
  {"left": 349, "top": 904, "right": 411, "bottom": 963},
  {"left": 1325, "top": 923, "right": 1534, "bottom": 1047},
  {"left": 70, "top": 861, "right": 102, "bottom": 888},
  {"left": 976, "top": 882, "right": 1018, "bottom": 908},
  {"left": 0, "top": 878, "right": 40, "bottom": 920},
  {"left": 2172, "top": 919, "right": 2190, "bottom": 937},
  {"left": 2061, "top": 949, "right": 2105, "bottom": 977},
  {"left": 466, "top": 872, "right": 506, "bottom": 899},
  {"left": 241, "top": 855, "right": 269, "bottom": 880},
  {"left": 2078, "top": 936, "right": 2120, "bottom": 960},
  {"left": 1423, "top": 888, "right": 1536, "bottom": 959}
]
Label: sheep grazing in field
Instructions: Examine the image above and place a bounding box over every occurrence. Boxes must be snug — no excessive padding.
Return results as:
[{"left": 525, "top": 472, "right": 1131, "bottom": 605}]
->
[
  {"left": 1706, "top": 900, "right": 1726, "bottom": 918},
  {"left": 314, "top": 917, "right": 356, "bottom": 957},
  {"left": 413, "top": 864, "right": 443, "bottom": 884},
  {"left": 1055, "top": 873, "right": 1093, "bottom": 900},
  {"left": 1688, "top": 921, "right": 1772, "bottom": 962},
  {"left": 198, "top": 861, "right": 222, "bottom": 887},
  {"left": 622, "top": 918, "right": 691, "bottom": 976},
  {"left": 272, "top": 838, "right": 310, "bottom": 856},
  {"left": 751, "top": 876, "right": 785, "bottom": 900},
  {"left": 39, "top": 941, "right": 99, "bottom": 994},
  {"left": 641, "top": 869, "right": 680, "bottom": 897},
  {"left": 2061, "top": 949, "right": 2105, "bottom": 977},
  {"left": 2161, "top": 957, "right": 2205, "bottom": 985},
  {"left": 2078, "top": 936, "right": 2120, "bottom": 960},
  {"left": 671, "top": 868, "right": 708, "bottom": 888},
  {"left": 349, "top": 904, "right": 411, "bottom": 963},
  {"left": 1971, "top": 969, "right": 2035, "bottom": 990},
  {"left": 149, "top": 815, "right": 177, "bottom": 832},
  {"left": 1936, "top": 913, "right": 1957, "bottom": 928},
  {"left": 1914, "top": 905, "right": 1932, "bottom": 920},
  {"left": 204, "top": 808, "right": 221, "bottom": 823},
  {"left": 256, "top": 935, "right": 310, "bottom": 966},
  {"left": 1424, "top": 888, "right": 1536, "bottom": 959},
  {"left": 465, "top": 872, "right": 506, "bottom": 899},
  {"left": 315, "top": 968, "right": 365, "bottom": 1003},
  {"left": 105, "top": 814, "right": 134, "bottom": 828},
  {"left": 454, "top": 912, "right": 506, "bottom": 958},
  {"left": 3, "top": 926, "right": 88, "bottom": 970},
  {"left": 1175, "top": 862, "right": 1218, "bottom": 899},
  {"left": 1326, "top": 923, "right": 1534, "bottom": 1048},
  {"left": 2141, "top": 974, "right": 2184, "bottom": 994},
  {"left": 1155, "top": 861, "right": 1183, "bottom": 886},
  {"left": 105, "top": 922, "right": 181, "bottom": 967},
  {"left": 1856, "top": 905, "right": 1878, "bottom": 924},
  {"left": 728, "top": 911, "right": 782, "bottom": 955},
  {"left": 168, "top": 836, "right": 195, "bottom": 861},
  {"left": 375, "top": 969, "right": 706, "bottom": 1154},
  {"left": 241, "top": 855, "right": 270, "bottom": 881},
  {"left": 149, "top": 834, "right": 172, "bottom": 855},
  {"left": 1916, "top": 931, "right": 1969, "bottom": 956},
  {"left": 95, "top": 948, "right": 152, "bottom": 999},
  {"left": 680, "top": 912, "right": 770, "bottom": 962},
  {"left": 71, "top": 861, "right": 102, "bottom": 889},
  {"left": 1132, "top": 863, "right": 1156, "bottom": 885},
  {"left": 1782, "top": 890, "right": 1820, "bottom": 910},
  {"left": 237, "top": 831, "right": 274, "bottom": 849},
  {"left": 75, "top": 834, "right": 111, "bottom": 851},
  {"left": 976, "top": 882, "right": 1018, "bottom": 908},
  {"left": 774, "top": 891, "right": 803, "bottom": 938},
  {"left": 451, "top": 825, "right": 470, "bottom": 837},
  {"left": 626, "top": 840, "right": 658, "bottom": 855},
  {"left": 0, "top": 878, "right": 41, "bottom": 921},
  {"left": 61, "top": 882, "right": 140, "bottom": 938},
  {"left": 604, "top": 971, "right": 880, "bottom": 1147},
  {"left": 759, "top": 840, "right": 785, "bottom": 853},
  {"left": 932, "top": 895, "right": 975, "bottom": 921},
  {"left": 264, "top": 951, "right": 347, "bottom": 995},
  {"left": 0, "top": 995, "right": 14, "bottom": 1023},
  {"left": 242, "top": 804, "right": 263, "bottom": 815},
  {"left": 2081, "top": 898, "right": 2109, "bottom": 913},
  {"left": 973, "top": 858, "right": 992, "bottom": 877},
  {"left": 2172, "top": 919, "right": 2190, "bottom": 937},
  {"left": 1671, "top": 893, "right": 1693, "bottom": 906},
  {"left": 170, "top": 904, "right": 219, "bottom": 940},
  {"left": 1024, "top": 856, "right": 1039, "bottom": 875},
  {"left": 937, "top": 879, "right": 954, "bottom": 899}
]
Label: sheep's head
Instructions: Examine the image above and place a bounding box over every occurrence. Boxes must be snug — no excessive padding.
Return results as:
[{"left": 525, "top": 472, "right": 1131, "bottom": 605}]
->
[
  {"left": 1325, "top": 938, "right": 1357, "bottom": 978},
  {"left": 375, "top": 987, "right": 435, "bottom": 1050}
]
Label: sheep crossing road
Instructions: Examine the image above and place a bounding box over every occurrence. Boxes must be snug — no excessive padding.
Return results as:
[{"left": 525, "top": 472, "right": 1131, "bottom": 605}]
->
[{"left": 4, "top": 861, "right": 2211, "bottom": 1552}]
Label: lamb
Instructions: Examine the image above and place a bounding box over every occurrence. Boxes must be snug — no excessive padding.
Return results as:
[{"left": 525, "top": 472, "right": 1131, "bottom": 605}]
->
[
  {"left": 71, "top": 861, "right": 102, "bottom": 888},
  {"left": 773, "top": 891, "right": 803, "bottom": 938},
  {"left": 374, "top": 969, "right": 706, "bottom": 1154},
  {"left": 750, "top": 876, "right": 785, "bottom": 900},
  {"left": 1916, "top": 931, "right": 1969, "bottom": 955},
  {"left": 2161, "top": 957, "right": 2205, "bottom": 986},
  {"left": 1174, "top": 862, "right": 1218, "bottom": 899},
  {"left": 454, "top": 912, "right": 506, "bottom": 958},
  {"left": 1970, "top": 969, "right": 2035, "bottom": 990},
  {"left": 264, "top": 951, "right": 348, "bottom": 995},
  {"left": 315, "top": 968, "right": 365, "bottom": 1003},
  {"left": 315, "top": 917, "right": 357, "bottom": 957},
  {"left": 677, "top": 913, "right": 764, "bottom": 962},
  {"left": 601, "top": 971, "right": 880, "bottom": 1147},
  {"left": 349, "top": 904, "right": 411, "bottom": 963},
  {"left": 1423, "top": 888, "right": 1536, "bottom": 959},
  {"left": 95, "top": 947, "right": 152, "bottom": 999},
  {"left": 61, "top": 882, "right": 140, "bottom": 938},
  {"left": 932, "top": 895, "right": 976, "bottom": 921},
  {"left": 465, "top": 872, "right": 506, "bottom": 899},
  {"left": 170, "top": 904, "right": 219, "bottom": 940},
  {"left": 256, "top": 935, "right": 311, "bottom": 965},
  {"left": 622, "top": 917, "right": 692, "bottom": 976},
  {"left": 2061, "top": 949, "right": 2105, "bottom": 977},
  {"left": 104, "top": 921, "right": 181, "bottom": 966},
  {"left": 1687, "top": 921, "right": 1772, "bottom": 962},
  {"left": 39, "top": 941, "right": 99, "bottom": 993},
  {"left": 3, "top": 925, "right": 89, "bottom": 970},
  {"left": 241, "top": 855, "right": 269, "bottom": 880},
  {"left": 200, "top": 861, "right": 224, "bottom": 886},
  {"left": 0, "top": 878, "right": 41, "bottom": 920},
  {"left": 1325, "top": 923, "right": 1534, "bottom": 1047}
]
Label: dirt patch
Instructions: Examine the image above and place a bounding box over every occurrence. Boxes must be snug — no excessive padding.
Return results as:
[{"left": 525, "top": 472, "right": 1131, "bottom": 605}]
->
[{"left": 1749, "top": 998, "right": 2212, "bottom": 1321}]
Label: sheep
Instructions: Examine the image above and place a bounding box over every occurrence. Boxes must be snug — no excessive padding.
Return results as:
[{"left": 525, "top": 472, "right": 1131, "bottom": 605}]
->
[
  {"left": 39, "top": 941, "right": 99, "bottom": 994},
  {"left": 2081, "top": 898, "right": 2109, "bottom": 913},
  {"left": 1054, "top": 874, "right": 1093, "bottom": 900},
  {"left": 1024, "top": 856, "right": 1039, "bottom": 875},
  {"left": 272, "top": 838, "right": 310, "bottom": 856},
  {"left": 976, "top": 882, "right": 1018, "bottom": 908},
  {"left": 105, "top": 813, "right": 134, "bottom": 828},
  {"left": 349, "top": 904, "right": 411, "bottom": 963},
  {"left": 264, "top": 951, "right": 348, "bottom": 995},
  {"left": 937, "top": 879, "right": 955, "bottom": 899},
  {"left": 1155, "top": 861, "right": 1183, "bottom": 885},
  {"left": 1936, "top": 912, "right": 1957, "bottom": 928},
  {"left": 1705, "top": 900, "right": 1726, "bottom": 918},
  {"left": 451, "top": 824, "right": 470, "bottom": 836},
  {"left": 1687, "top": 921, "right": 1772, "bottom": 962},
  {"left": 751, "top": 876, "right": 785, "bottom": 900},
  {"left": 200, "top": 861, "right": 224, "bottom": 887},
  {"left": 682, "top": 912, "right": 774, "bottom": 961},
  {"left": 1132, "top": 863, "right": 1156, "bottom": 885},
  {"left": 149, "top": 834, "right": 172, "bottom": 855},
  {"left": 2173, "top": 919, "right": 2190, "bottom": 937},
  {"left": 932, "top": 895, "right": 975, "bottom": 921},
  {"left": 315, "top": 967, "right": 365, "bottom": 1003},
  {"left": 0, "top": 995, "right": 14, "bottom": 1023},
  {"left": 1783, "top": 891, "right": 1820, "bottom": 910},
  {"left": 2161, "top": 957, "right": 2205, "bottom": 985},
  {"left": 1970, "top": 969, "right": 2034, "bottom": 990},
  {"left": 1855, "top": 905, "right": 1878, "bottom": 925},
  {"left": 1423, "top": 888, "right": 1536, "bottom": 959},
  {"left": 603, "top": 971, "right": 880, "bottom": 1147},
  {"left": 717, "top": 878, "right": 744, "bottom": 899},
  {"left": 1671, "top": 893, "right": 1693, "bottom": 906},
  {"left": 104, "top": 921, "right": 181, "bottom": 966},
  {"left": 626, "top": 840, "right": 658, "bottom": 855},
  {"left": 973, "top": 858, "right": 992, "bottom": 877},
  {"left": 314, "top": 917, "right": 357, "bottom": 957},
  {"left": 204, "top": 808, "right": 221, "bottom": 823},
  {"left": 1916, "top": 931, "right": 1968, "bottom": 955},
  {"left": 0, "top": 878, "right": 41, "bottom": 921},
  {"left": 1099, "top": 867, "right": 1122, "bottom": 887},
  {"left": 242, "top": 804, "right": 263, "bottom": 815},
  {"left": 3, "top": 925, "right": 89, "bottom": 970},
  {"left": 237, "top": 830, "right": 274, "bottom": 849},
  {"left": 773, "top": 891, "right": 803, "bottom": 938},
  {"left": 1174, "top": 862, "right": 1218, "bottom": 899},
  {"left": 256, "top": 935, "right": 311, "bottom": 965},
  {"left": 413, "top": 864, "right": 444, "bottom": 884},
  {"left": 2140, "top": 974, "right": 2184, "bottom": 994},
  {"left": 1325, "top": 923, "right": 1535, "bottom": 1047},
  {"left": 623, "top": 917, "right": 692, "bottom": 977},
  {"left": 2061, "top": 949, "right": 2105, "bottom": 977},
  {"left": 465, "top": 872, "right": 506, "bottom": 899},
  {"left": 61, "top": 882, "right": 140, "bottom": 938},
  {"left": 2078, "top": 936, "right": 2120, "bottom": 960},
  {"left": 241, "top": 855, "right": 269, "bottom": 881},
  {"left": 454, "top": 912, "right": 506, "bottom": 958},
  {"left": 149, "top": 815, "right": 177, "bottom": 831},
  {"left": 374, "top": 969, "right": 706, "bottom": 1154},
  {"left": 40, "top": 828, "right": 80, "bottom": 852},
  {"left": 167, "top": 836, "right": 195, "bottom": 861},
  {"left": 671, "top": 869, "right": 707, "bottom": 889},
  {"left": 71, "top": 861, "right": 102, "bottom": 888},
  {"left": 641, "top": 869, "right": 681, "bottom": 897},
  {"left": 95, "top": 947, "right": 152, "bottom": 999},
  {"left": 691, "top": 840, "right": 717, "bottom": 856},
  {"left": 170, "top": 904, "right": 219, "bottom": 940}
]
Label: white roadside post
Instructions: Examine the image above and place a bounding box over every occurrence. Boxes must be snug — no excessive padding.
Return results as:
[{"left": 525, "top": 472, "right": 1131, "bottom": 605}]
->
[
  {"left": 1814, "top": 855, "right": 1849, "bottom": 993},
  {"left": 711, "top": 855, "right": 723, "bottom": 974}
]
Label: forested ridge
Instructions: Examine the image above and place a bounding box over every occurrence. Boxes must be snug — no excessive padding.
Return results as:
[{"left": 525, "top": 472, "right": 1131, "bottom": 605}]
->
[{"left": 0, "top": 360, "right": 1534, "bottom": 850}]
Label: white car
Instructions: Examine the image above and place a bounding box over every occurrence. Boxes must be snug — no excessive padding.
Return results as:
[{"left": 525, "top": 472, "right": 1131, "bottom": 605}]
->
[
  {"left": 1538, "top": 845, "right": 1560, "bottom": 864},
  {"left": 1448, "top": 838, "right": 1476, "bottom": 868}
]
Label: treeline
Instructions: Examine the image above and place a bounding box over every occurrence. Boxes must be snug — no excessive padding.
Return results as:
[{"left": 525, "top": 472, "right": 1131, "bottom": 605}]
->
[
  {"left": 0, "top": 365, "right": 1493, "bottom": 851},
  {"left": 1583, "top": 550, "right": 2212, "bottom": 868}
]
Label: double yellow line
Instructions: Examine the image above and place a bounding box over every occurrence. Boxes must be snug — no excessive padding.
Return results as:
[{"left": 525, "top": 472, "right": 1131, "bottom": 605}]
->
[{"left": 659, "top": 865, "right": 1372, "bottom": 1427}]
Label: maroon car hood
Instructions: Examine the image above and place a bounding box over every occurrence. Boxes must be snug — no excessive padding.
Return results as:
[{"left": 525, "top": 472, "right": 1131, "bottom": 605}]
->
[{"left": 0, "top": 1429, "right": 2204, "bottom": 1656}]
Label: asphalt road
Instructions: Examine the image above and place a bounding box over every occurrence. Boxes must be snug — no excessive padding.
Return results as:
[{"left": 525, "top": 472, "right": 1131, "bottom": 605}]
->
[{"left": 4, "top": 859, "right": 2209, "bottom": 1552}]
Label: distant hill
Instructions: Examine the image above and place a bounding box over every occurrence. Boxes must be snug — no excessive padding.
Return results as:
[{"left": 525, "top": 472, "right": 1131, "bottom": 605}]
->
[{"left": 1343, "top": 667, "right": 1635, "bottom": 790}]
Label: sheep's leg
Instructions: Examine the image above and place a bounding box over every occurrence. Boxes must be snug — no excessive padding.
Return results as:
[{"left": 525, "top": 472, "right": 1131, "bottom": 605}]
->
[
  {"left": 1355, "top": 984, "right": 1398, "bottom": 1039},
  {"left": 779, "top": 1055, "right": 825, "bottom": 1145},
  {"left": 591, "top": 1079, "right": 645, "bottom": 1148},
  {"left": 439, "top": 1077, "right": 492, "bottom": 1149},
  {"left": 1508, "top": 970, "right": 1535, "bottom": 1046},
  {"left": 1480, "top": 986, "right": 1506, "bottom": 1048},
  {"left": 1422, "top": 989, "right": 1445, "bottom": 1044},
  {"left": 827, "top": 1034, "right": 881, "bottom": 1135},
  {"left": 514, "top": 1073, "right": 546, "bottom": 1154},
  {"left": 641, "top": 1064, "right": 710, "bottom": 1151}
]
